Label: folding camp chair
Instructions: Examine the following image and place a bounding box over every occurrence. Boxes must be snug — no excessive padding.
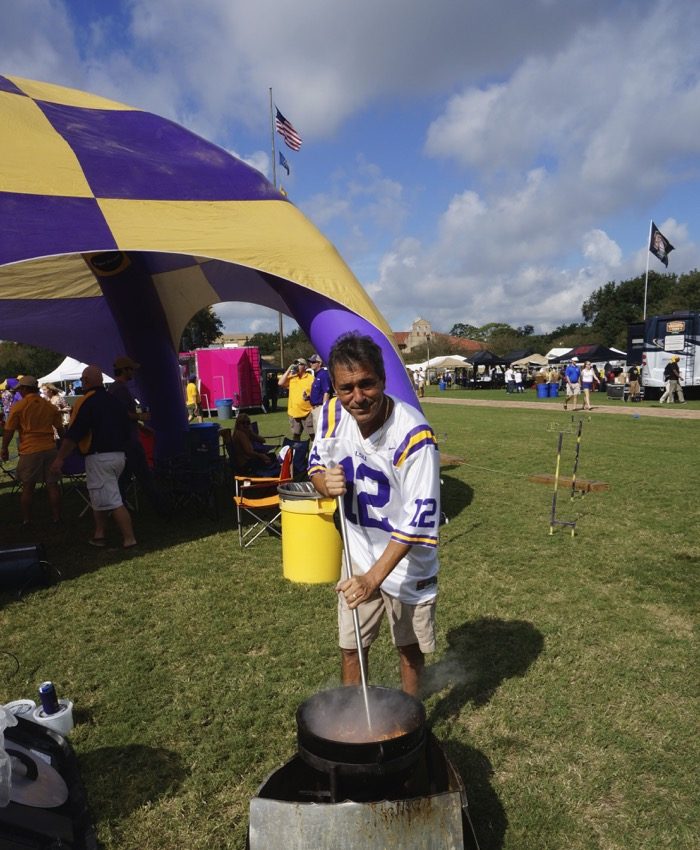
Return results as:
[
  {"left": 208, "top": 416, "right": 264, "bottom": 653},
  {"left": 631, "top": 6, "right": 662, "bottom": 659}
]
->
[
  {"left": 60, "top": 452, "right": 92, "bottom": 517},
  {"left": 0, "top": 459, "right": 20, "bottom": 495},
  {"left": 156, "top": 452, "right": 220, "bottom": 520},
  {"left": 233, "top": 446, "right": 293, "bottom": 547},
  {"left": 281, "top": 437, "right": 310, "bottom": 481}
]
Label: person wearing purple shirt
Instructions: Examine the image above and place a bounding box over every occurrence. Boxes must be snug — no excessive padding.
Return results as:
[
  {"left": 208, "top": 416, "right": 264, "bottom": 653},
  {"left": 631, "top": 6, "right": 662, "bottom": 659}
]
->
[{"left": 308, "top": 354, "right": 333, "bottom": 432}]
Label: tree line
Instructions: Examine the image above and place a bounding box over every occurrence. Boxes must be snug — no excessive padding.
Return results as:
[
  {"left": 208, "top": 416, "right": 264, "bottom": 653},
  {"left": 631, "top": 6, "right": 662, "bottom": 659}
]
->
[
  {"left": 2, "top": 270, "right": 699, "bottom": 377},
  {"left": 444, "top": 268, "right": 700, "bottom": 357}
]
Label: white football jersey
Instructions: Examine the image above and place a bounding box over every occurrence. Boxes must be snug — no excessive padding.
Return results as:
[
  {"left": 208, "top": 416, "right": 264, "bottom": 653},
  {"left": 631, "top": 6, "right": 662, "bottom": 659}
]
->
[{"left": 308, "top": 395, "right": 440, "bottom": 604}]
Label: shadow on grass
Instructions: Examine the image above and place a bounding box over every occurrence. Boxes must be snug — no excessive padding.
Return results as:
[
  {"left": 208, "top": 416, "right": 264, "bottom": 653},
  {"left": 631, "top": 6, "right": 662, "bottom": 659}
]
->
[
  {"left": 423, "top": 618, "right": 544, "bottom": 850},
  {"left": 440, "top": 471, "right": 474, "bottom": 522},
  {"left": 443, "top": 738, "right": 507, "bottom": 850},
  {"left": 0, "top": 484, "right": 235, "bottom": 590},
  {"left": 426, "top": 617, "right": 544, "bottom": 719},
  {"left": 79, "top": 743, "right": 185, "bottom": 821}
]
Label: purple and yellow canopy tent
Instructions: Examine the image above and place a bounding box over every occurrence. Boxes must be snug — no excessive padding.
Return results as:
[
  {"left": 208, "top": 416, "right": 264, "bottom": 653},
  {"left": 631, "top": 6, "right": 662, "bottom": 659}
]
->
[{"left": 0, "top": 75, "right": 414, "bottom": 456}]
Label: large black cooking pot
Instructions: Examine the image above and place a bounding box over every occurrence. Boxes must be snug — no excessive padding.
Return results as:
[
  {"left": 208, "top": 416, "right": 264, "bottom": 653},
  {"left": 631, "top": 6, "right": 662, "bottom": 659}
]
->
[{"left": 296, "top": 685, "right": 426, "bottom": 777}]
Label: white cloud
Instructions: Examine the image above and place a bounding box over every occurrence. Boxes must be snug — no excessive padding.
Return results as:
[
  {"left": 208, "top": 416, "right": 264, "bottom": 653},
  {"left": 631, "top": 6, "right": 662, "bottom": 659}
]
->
[
  {"left": 2, "top": 0, "right": 698, "bottom": 339},
  {"left": 370, "top": 0, "right": 700, "bottom": 332}
]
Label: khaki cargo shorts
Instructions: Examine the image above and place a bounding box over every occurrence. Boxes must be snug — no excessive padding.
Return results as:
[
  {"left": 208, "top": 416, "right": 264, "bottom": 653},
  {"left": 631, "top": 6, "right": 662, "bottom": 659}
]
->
[{"left": 338, "top": 589, "right": 436, "bottom": 653}]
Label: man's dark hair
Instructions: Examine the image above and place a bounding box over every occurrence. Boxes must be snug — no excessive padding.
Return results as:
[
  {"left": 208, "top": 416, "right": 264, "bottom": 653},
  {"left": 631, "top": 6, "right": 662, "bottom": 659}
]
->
[{"left": 328, "top": 332, "right": 385, "bottom": 383}]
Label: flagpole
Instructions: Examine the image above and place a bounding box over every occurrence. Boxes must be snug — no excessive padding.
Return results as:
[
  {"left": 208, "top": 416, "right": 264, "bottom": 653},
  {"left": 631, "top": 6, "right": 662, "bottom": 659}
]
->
[
  {"left": 269, "top": 87, "right": 277, "bottom": 190},
  {"left": 643, "top": 219, "right": 652, "bottom": 321},
  {"left": 269, "top": 87, "right": 285, "bottom": 367}
]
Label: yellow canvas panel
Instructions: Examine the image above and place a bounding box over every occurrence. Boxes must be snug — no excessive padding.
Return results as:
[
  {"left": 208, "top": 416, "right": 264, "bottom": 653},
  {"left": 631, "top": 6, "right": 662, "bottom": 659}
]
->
[
  {"left": 150, "top": 262, "right": 221, "bottom": 349},
  {"left": 0, "top": 255, "right": 102, "bottom": 300},
  {"left": 98, "top": 198, "right": 393, "bottom": 337},
  {"left": 8, "top": 76, "right": 135, "bottom": 111},
  {"left": 0, "top": 91, "right": 94, "bottom": 197}
]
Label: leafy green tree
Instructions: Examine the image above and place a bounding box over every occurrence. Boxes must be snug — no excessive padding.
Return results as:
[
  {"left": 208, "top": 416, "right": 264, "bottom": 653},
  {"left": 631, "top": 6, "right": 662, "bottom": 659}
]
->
[
  {"left": 179, "top": 307, "right": 224, "bottom": 351},
  {"left": 246, "top": 332, "right": 279, "bottom": 356},
  {"left": 0, "top": 342, "right": 62, "bottom": 380},
  {"left": 448, "top": 323, "right": 485, "bottom": 340}
]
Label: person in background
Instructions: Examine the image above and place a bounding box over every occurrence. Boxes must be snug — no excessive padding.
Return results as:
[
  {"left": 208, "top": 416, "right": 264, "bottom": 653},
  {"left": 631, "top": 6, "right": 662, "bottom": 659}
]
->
[
  {"left": 229, "top": 413, "right": 279, "bottom": 476},
  {"left": 45, "top": 384, "right": 71, "bottom": 428},
  {"left": 186, "top": 376, "right": 202, "bottom": 422},
  {"left": 278, "top": 358, "right": 314, "bottom": 441},
  {"left": 417, "top": 368, "right": 426, "bottom": 398},
  {"left": 109, "top": 356, "right": 166, "bottom": 514},
  {"left": 309, "top": 332, "right": 441, "bottom": 697},
  {"left": 308, "top": 354, "right": 333, "bottom": 432},
  {"left": 580, "top": 361, "right": 595, "bottom": 411},
  {"left": 514, "top": 368, "right": 524, "bottom": 393},
  {"left": 1, "top": 377, "right": 17, "bottom": 421},
  {"left": 504, "top": 365, "right": 515, "bottom": 393},
  {"left": 1, "top": 375, "right": 63, "bottom": 524},
  {"left": 659, "top": 356, "right": 685, "bottom": 404},
  {"left": 627, "top": 363, "right": 642, "bottom": 402},
  {"left": 563, "top": 357, "right": 581, "bottom": 411},
  {"left": 51, "top": 365, "right": 136, "bottom": 549}
]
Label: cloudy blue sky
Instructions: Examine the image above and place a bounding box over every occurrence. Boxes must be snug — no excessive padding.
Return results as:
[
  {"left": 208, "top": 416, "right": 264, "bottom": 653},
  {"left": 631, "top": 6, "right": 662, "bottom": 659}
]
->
[{"left": 4, "top": 0, "right": 700, "bottom": 336}]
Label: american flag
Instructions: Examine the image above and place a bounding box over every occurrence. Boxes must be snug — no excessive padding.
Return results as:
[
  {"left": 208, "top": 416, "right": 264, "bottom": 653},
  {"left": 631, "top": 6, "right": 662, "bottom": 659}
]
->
[{"left": 275, "top": 108, "right": 303, "bottom": 151}]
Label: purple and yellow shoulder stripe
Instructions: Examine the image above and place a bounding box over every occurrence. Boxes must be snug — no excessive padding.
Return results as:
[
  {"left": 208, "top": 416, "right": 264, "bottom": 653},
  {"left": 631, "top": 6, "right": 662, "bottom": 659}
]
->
[
  {"left": 393, "top": 424, "right": 438, "bottom": 468},
  {"left": 391, "top": 529, "right": 438, "bottom": 548},
  {"left": 321, "top": 398, "right": 343, "bottom": 438}
]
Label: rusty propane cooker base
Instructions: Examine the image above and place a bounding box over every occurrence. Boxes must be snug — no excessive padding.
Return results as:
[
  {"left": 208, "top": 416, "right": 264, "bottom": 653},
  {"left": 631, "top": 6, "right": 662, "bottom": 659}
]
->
[{"left": 248, "top": 733, "right": 473, "bottom": 850}]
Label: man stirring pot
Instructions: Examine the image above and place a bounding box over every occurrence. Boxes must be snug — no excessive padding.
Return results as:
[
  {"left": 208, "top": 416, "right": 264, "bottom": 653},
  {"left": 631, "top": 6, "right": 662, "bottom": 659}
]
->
[{"left": 309, "top": 333, "right": 441, "bottom": 696}]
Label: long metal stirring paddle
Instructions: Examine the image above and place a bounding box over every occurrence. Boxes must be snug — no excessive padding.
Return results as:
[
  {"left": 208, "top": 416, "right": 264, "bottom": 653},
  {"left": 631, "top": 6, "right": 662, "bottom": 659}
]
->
[{"left": 332, "top": 464, "right": 373, "bottom": 732}]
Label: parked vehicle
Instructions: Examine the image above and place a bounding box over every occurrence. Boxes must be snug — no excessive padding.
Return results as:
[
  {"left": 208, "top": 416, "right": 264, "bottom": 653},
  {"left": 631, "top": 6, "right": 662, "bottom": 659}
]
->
[{"left": 629, "top": 311, "right": 700, "bottom": 397}]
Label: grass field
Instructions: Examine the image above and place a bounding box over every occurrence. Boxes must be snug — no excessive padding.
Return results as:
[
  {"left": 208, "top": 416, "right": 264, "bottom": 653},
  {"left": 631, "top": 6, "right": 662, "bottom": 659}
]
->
[{"left": 0, "top": 400, "right": 698, "bottom": 849}]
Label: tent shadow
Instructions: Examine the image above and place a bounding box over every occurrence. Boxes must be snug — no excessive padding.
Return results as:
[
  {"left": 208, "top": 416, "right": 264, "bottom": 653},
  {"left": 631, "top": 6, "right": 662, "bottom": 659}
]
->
[
  {"left": 78, "top": 743, "right": 185, "bottom": 822},
  {"left": 0, "top": 486, "right": 234, "bottom": 588}
]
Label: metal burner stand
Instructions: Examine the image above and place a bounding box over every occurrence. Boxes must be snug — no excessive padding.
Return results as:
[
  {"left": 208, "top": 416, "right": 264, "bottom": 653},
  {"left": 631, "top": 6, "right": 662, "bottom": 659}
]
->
[{"left": 248, "top": 733, "right": 480, "bottom": 850}]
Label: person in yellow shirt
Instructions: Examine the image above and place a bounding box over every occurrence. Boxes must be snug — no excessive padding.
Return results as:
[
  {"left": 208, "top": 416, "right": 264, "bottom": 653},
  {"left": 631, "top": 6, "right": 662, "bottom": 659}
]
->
[
  {"left": 1, "top": 375, "right": 63, "bottom": 524},
  {"left": 185, "top": 376, "right": 202, "bottom": 422},
  {"left": 278, "top": 358, "right": 314, "bottom": 439}
]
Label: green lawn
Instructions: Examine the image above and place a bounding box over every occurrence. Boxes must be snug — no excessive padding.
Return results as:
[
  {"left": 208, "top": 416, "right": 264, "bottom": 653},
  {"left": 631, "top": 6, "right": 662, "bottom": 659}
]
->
[
  {"left": 422, "top": 382, "right": 700, "bottom": 408},
  {"left": 1, "top": 402, "right": 697, "bottom": 849}
]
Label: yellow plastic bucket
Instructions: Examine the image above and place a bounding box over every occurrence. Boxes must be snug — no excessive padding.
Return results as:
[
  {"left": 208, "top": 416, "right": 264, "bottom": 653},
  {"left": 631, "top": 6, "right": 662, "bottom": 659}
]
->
[{"left": 279, "top": 486, "right": 342, "bottom": 584}]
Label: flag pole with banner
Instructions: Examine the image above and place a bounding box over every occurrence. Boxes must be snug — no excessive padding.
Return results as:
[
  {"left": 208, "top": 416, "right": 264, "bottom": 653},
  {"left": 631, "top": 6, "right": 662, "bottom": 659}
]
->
[
  {"left": 269, "top": 87, "right": 277, "bottom": 191},
  {"left": 269, "top": 87, "right": 283, "bottom": 366},
  {"left": 645, "top": 221, "right": 675, "bottom": 319},
  {"left": 643, "top": 219, "right": 652, "bottom": 320}
]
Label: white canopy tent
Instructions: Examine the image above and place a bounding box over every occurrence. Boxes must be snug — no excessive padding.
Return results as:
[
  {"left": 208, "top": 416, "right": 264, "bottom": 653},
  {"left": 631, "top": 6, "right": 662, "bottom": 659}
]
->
[
  {"left": 39, "top": 356, "right": 113, "bottom": 385},
  {"left": 406, "top": 355, "right": 471, "bottom": 371}
]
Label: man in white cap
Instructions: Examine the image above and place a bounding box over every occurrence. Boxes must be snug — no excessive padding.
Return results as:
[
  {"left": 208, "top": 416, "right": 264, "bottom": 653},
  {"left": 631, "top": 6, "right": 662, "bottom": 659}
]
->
[
  {"left": 278, "top": 358, "right": 314, "bottom": 440},
  {"left": 1, "top": 376, "right": 64, "bottom": 524},
  {"left": 563, "top": 357, "right": 582, "bottom": 411}
]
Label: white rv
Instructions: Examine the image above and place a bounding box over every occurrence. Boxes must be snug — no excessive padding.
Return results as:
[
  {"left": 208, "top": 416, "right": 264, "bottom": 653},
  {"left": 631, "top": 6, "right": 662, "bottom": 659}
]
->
[{"left": 638, "top": 311, "right": 700, "bottom": 393}]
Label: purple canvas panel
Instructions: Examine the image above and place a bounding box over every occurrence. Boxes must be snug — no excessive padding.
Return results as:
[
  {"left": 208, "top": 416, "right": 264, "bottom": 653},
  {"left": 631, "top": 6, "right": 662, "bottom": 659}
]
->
[
  {"left": 0, "top": 76, "right": 25, "bottom": 96},
  {"left": 273, "top": 281, "right": 419, "bottom": 410},
  {"left": 39, "top": 102, "right": 282, "bottom": 202},
  {"left": 0, "top": 297, "right": 123, "bottom": 370},
  {"left": 201, "top": 261, "right": 289, "bottom": 313},
  {"left": 138, "top": 252, "right": 203, "bottom": 275},
  {"left": 0, "top": 192, "right": 116, "bottom": 265}
]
